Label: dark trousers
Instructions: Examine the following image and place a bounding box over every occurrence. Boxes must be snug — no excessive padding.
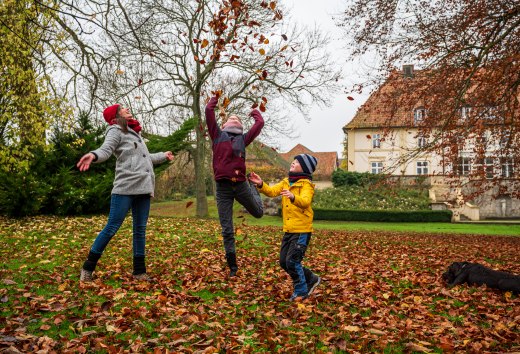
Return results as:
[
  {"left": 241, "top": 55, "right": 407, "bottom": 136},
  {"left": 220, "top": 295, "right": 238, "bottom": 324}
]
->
[
  {"left": 280, "top": 232, "right": 314, "bottom": 295},
  {"left": 216, "top": 180, "right": 263, "bottom": 254}
]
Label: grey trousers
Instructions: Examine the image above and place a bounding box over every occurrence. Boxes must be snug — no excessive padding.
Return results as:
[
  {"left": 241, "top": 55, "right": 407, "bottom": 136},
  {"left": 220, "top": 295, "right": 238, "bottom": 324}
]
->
[{"left": 216, "top": 179, "right": 263, "bottom": 254}]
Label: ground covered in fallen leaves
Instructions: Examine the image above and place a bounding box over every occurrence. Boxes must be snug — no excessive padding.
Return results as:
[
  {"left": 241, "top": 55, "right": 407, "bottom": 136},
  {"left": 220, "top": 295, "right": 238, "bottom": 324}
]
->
[{"left": 0, "top": 216, "right": 519, "bottom": 353}]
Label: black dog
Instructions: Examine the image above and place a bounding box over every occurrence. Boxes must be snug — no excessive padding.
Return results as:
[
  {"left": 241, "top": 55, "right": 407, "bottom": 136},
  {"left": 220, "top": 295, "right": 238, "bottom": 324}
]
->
[{"left": 442, "top": 262, "right": 520, "bottom": 294}]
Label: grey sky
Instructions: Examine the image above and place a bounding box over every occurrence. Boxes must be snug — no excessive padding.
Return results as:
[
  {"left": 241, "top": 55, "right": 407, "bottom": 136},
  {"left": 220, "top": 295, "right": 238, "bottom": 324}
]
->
[{"left": 277, "top": 0, "right": 369, "bottom": 157}]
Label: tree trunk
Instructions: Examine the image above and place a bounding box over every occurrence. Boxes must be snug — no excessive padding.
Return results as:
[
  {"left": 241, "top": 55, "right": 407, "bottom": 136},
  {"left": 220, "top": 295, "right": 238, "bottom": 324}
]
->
[{"left": 193, "top": 100, "right": 209, "bottom": 217}]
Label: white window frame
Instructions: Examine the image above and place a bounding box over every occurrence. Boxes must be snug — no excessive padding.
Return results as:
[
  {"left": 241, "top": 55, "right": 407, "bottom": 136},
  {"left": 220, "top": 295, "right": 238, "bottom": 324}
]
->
[
  {"left": 418, "top": 135, "right": 427, "bottom": 148},
  {"left": 372, "top": 133, "right": 381, "bottom": 149},
  {"left": 501, "top": 159, "right": 514, "bottom": 178},
  {"left": 482, "top": 106, "right": 500, "bottom": 120},
  {"left": 460, "top": 106, "right": 472, "bottom": 121},
  {"left": 371, "top": 161, "right": 383, "bottom": 174},
  {"left": 414, "top": 107, "right": 426, "bottom": 125},
  {"left": 458, "top": 157, "right": 471, "bottom": 176},
  {"left": 483, "top": 157, "right": 494, "bottom": 179},
  {"left": 416, "top": 161, "right": 429, "bottom": 175}
]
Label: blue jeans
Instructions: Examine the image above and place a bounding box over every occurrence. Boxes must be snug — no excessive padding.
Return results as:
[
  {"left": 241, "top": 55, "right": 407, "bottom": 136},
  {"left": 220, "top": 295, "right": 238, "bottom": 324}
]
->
[
  {"left": 216, "top": 180, "right": 263, "bottom": 254},
  {"left": 90, "top": 194, "right": 151, "bottom": 257},
  {"left": 280, "top": 232, "right": 314, "bottom": 296}
]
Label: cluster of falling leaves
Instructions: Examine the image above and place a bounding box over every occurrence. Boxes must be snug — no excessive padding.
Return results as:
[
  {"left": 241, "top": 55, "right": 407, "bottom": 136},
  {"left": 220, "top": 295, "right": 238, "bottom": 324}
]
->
[{"left": 0, "top": 216, "right": 519, "bottom": 353}]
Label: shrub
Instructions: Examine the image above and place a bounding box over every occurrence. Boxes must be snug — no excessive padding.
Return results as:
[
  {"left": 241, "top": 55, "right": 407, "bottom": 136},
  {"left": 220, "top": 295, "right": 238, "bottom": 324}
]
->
[
  {"left": 313, "top": 185, "right": 430, "bottom": 211},
  {"left": 313, "top": 209, "right": 452, "bottom": 222},
  {"left": 332, "top": 170, "right": 384, "bottom": 187}
]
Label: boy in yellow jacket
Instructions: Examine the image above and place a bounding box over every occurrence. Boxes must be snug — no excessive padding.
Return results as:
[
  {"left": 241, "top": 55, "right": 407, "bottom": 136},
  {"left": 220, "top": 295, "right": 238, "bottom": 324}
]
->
[{"left": 249, "top": 154, "right": 321, "bottom": 301}]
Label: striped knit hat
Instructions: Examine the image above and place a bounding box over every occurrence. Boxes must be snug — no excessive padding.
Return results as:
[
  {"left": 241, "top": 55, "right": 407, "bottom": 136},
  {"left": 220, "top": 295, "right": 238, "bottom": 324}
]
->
[{"left": 294, "top": 154, "right": 318, "bottom": 174}]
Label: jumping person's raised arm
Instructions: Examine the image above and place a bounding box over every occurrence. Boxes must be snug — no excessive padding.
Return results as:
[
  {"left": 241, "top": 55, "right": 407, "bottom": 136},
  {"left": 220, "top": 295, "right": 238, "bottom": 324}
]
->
[
  {"left": 244, "top": 109, "right": 264, "bottom": 146},
  {"left": 205, "top": 96, "right": 220, "bottom": 140}
]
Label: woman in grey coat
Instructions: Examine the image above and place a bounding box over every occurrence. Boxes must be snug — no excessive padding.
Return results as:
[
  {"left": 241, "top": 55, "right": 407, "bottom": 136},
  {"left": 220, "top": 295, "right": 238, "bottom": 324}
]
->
[{"left": 77, "top": 104, "right": 173, "bottom": 282}]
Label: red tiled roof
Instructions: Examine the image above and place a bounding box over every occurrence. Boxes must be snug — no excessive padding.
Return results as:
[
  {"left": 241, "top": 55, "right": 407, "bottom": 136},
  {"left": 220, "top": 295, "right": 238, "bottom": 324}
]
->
[
  {"left": 344, "top": 70, "right": 427, "bottom": 130},
  {"left": 280, "top": 145, "right": 338, "bottom": 179}
]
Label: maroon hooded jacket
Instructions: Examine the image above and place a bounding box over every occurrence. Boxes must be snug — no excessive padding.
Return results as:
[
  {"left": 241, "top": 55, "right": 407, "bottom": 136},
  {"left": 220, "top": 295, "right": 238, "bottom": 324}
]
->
[{"left": 205, "top": 97, "right": 264, "bottom": 182}]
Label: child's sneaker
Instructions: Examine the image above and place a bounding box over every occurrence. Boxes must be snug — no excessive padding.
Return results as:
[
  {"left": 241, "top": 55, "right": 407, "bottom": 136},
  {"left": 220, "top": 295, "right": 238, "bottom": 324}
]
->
[
  {"left": 80, "top": 269, "right": 93, "bottom": 282},
  {"left": 289, "top": 292, "right": 308, "bottom": 302},
  {"left": 307, "top": 275, "right": 321, "bottom": 296},
  {"left": 133, "top": 273, "right": 153, "bottom": 282}
]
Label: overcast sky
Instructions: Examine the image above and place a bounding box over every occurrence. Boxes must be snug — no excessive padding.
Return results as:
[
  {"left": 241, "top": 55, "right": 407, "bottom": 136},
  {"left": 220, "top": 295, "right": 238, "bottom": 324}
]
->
[{"left": 277, "top": 0, "right": 369, "bottom": 157}]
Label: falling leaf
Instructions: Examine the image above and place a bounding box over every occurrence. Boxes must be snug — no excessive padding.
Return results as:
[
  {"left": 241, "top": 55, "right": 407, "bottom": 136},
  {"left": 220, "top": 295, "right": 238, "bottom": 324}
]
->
[
  {"left": 251, "top": 102, "right": 258, "bottom": 109},
  {"left": 134, "top": 96, "right": 141, "bottom": 100},
  {"left": 264, "top": 38, "right": 269, "bottom": 44},
  {"left": 269, "top": 1, "right": 276, "bottom": 10},
  {"left": 347, "top": 96, "right": 354, "bottom": 101},
  {"left": 201, "top": 39, "right": 209, "bottom": 48},
  {"left": 259, "top": 48, "right": 266, "bottom": 55},
  {"left": 366, "top": 134, "right": 372, "bottom": 139},
  {"left": 186, "top": 201, "right": 194, "bottom": 208},
  {"left": 137, "top": 78, "right": 143, "bottom": 86},
  {"left": 349, "top": 160, "right": 354, "bottom": 165},
  {"left": 259, "top": 103, "right": 266, "bottom": 112},
  {"left": 161, "top": 39, "right": 167, "bottom": 44},
  {"left": 115, "top": 70, "right": 124, "bottom": 75},
  {"left": 222, "top": 97, "right": 230, "bottom": 107},
  {"left": 281, "top": 34, "right": 288, "bottom": 40}
]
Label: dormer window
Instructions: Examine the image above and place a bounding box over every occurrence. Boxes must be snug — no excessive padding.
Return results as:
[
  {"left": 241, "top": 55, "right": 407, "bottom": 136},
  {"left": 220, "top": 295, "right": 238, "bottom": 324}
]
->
[
  {"left": 482, "top": 106, "right": 499, "bottom": 120},
  {"left": 414, "top": 107, "right": 426, "bottom": 125},
  {"left": 460, "top": 106, "right": 472, "bottom": 121}
]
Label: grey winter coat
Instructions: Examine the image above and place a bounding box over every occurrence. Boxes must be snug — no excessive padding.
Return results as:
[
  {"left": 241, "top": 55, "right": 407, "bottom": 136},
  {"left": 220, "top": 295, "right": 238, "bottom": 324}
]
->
[{"left": 91, "top": 125, "right": 168, "bottom": 196}]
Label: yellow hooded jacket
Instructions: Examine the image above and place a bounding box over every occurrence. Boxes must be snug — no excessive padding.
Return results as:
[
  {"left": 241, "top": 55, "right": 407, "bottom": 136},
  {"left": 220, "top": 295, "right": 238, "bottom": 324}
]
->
[{"left": 258, "top": 178, "right": 315, "bottom": 233}]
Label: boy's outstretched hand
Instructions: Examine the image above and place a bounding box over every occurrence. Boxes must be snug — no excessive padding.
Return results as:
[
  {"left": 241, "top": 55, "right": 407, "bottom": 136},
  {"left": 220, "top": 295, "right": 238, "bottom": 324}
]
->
[{"left": 248, "top": 171, "right": 263, "bottom": 187}]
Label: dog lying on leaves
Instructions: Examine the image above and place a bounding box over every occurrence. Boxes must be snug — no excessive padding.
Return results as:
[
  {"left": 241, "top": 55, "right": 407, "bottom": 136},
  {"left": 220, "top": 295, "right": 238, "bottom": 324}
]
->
[{"left": 443, "top": 262, "right": 520, "bottom": 294}]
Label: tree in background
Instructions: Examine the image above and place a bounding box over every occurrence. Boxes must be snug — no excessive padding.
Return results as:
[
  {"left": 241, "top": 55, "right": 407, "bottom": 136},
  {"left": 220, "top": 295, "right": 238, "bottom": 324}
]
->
[
  {"left": 2, "top": 1, "right": 340, "bottom": 216},
  {"left": 0, "top": 0, "right": 68, "bottom": 172},
  {"left": 87, "top": 0, "right": 340, "bottom": 216},
  {"left": 340, "top": 0, "right": 520, "bottom": 198}
]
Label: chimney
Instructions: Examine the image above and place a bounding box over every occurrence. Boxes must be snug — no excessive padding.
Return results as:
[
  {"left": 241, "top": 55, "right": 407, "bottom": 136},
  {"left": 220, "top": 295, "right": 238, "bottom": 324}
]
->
[{"left": 403, "top": 64, "right": 414, "bottom": 78}]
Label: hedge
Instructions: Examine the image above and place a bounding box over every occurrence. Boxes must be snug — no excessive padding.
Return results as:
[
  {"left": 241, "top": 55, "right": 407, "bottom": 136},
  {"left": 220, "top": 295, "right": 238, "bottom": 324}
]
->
[{"left": 312, "top": 209, "right": 453, "bottom": 222}]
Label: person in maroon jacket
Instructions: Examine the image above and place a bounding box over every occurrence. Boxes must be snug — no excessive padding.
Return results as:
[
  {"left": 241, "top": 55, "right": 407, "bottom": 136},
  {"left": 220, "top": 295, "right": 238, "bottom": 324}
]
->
[{"left": 205, "top": 95, "right": 264, "bottom": 277}]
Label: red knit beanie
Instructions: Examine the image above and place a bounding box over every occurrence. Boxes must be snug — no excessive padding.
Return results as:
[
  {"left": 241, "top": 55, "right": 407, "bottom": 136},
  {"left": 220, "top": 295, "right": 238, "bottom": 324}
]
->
[{"left": 103, "top": 104, "right": 120, "bottom": 124}]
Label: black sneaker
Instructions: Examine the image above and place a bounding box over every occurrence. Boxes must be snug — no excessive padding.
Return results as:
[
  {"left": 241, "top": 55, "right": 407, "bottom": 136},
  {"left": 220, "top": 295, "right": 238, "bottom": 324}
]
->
[{"left": 307, "top": 275, "right": 321, "bottom": 296}]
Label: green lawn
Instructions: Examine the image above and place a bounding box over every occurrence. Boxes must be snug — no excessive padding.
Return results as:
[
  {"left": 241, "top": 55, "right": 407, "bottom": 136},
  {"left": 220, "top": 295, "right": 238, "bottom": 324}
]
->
[
  {"left": 1, "top": 214, "right": 519, "bottom": 353},
  {"left": 150, "top": 199, "right": 520, "bottom": 236}
]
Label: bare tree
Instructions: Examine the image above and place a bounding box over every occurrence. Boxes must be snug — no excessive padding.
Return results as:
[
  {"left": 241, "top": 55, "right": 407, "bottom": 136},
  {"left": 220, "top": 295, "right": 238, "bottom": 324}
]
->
[{"left": 84, "top": 0, "right": 341, "bottom": 216}]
